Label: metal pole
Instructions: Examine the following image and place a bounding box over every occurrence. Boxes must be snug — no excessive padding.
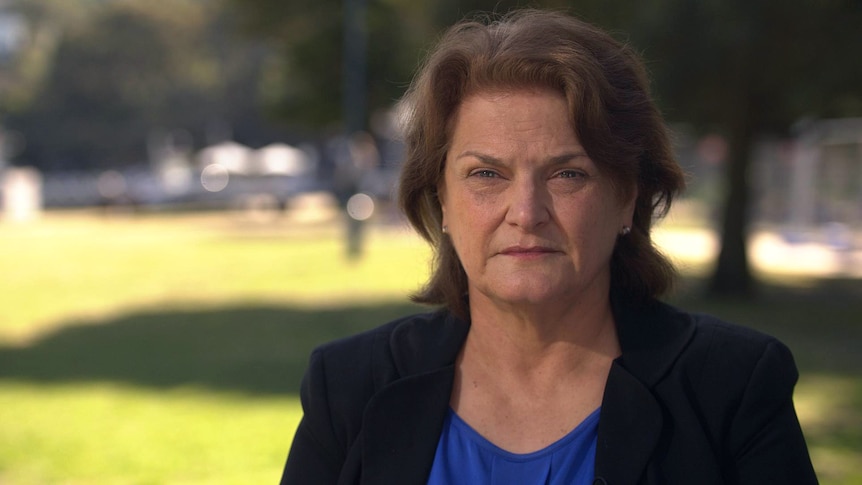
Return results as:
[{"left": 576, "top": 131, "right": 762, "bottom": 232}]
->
[
  {"left": 342, "top": 0, "right": 368, "bottom": 259},
  {"left": 343, "top": 0, "right": 367, "bottom": 135}
]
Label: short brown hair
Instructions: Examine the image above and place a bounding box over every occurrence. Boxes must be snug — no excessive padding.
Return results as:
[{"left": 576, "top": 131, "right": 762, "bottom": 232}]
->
[{"left": 398, "top": 9, "right": 685, "bottom": 319}]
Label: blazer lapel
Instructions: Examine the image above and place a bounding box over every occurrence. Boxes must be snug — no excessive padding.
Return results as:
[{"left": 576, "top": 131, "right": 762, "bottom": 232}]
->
[
  {"left": 612, "top": 297, "right": 696, "bottom": 386},
  {"left": 594, "top": 362, "right": 663, "bottom": 485},
  {"left": 592, "top": 297, "right": 697, "bottom": 484},
  {"left": 360, "top": 366, "right": 455, "bottom": 484},
  {"left": 359, "top": 311, "right": 469, "bottom": 484}
]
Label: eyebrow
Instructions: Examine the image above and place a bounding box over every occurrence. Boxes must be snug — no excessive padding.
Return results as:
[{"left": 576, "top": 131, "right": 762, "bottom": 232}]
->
[{"left": 456, "top": 150, "right": 590, "bottom": 165}]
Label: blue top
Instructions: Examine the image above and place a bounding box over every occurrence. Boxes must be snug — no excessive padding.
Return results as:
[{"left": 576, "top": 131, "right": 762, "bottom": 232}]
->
[{"left": 426, "top": 407, "right": 600, "bottom": 485}]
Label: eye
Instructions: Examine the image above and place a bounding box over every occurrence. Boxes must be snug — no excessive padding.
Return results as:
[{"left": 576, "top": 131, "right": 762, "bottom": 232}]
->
[
  {"left": 470, "top": 169, "right": 500, "bottom": 178},
  {"left": 555, "top": 169, "right": 586, "bottom": 179}
]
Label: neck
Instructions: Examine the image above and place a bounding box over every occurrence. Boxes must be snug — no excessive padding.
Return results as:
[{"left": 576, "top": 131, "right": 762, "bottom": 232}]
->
[{"left": 464, "top": 287, "right": 621, "bottom": 377}]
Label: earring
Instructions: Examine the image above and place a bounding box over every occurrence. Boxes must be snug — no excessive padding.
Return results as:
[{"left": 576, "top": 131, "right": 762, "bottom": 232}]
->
[
  {"left": 620, "top": 226, "right": 631, "bottom": 236},
  {"left": 442, "top": 225, "right": 448, "bottom": 234}
]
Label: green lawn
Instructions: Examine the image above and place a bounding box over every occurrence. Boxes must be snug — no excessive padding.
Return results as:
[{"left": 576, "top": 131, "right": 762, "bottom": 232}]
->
[{"left": 1, "top": 209, "right": 859, "bottom": 484}]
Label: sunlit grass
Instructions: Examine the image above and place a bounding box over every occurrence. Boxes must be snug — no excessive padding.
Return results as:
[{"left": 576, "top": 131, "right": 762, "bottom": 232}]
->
[
  {"left": 1, "top": 208, "right": 860, "bottom": 484},
  {"left": 795, "top": 375, "right": 862, "bottom": 485},
  {"left": 0, "top": 209, "right": 431, "bottom": 343},
  {"left": 0, "top": 382, "right": 301, "bottom": 485}
]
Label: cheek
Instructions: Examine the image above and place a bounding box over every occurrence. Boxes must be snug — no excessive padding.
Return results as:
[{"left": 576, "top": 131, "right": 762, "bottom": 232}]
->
[
  {"left": 563, "top": 199, "right": 620, "bottom": 246},
  {"left": 446, "top": 186, "right": 487, "bottom": 227},
  {"left": 447, "top": 202, "right": 496, "bottom": 266}
]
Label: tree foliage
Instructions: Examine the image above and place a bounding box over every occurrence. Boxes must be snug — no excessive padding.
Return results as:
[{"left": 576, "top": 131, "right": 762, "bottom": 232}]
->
[
  {"left": 627, "top": 0, "right": 862, "bottom": 295},
  {"left": 226, "top": 0, "right": 430, "bottom": 130},
  {"left": 2, "top": 0, "right": 280, "bottom": 171},
  {"left": 223, "top": 0, "right": 586, "bottom": 130}
]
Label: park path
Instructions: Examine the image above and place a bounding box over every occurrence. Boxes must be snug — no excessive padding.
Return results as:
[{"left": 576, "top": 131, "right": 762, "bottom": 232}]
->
[{"left": 654, "top": 226, "right": 862, "bottom": 278}]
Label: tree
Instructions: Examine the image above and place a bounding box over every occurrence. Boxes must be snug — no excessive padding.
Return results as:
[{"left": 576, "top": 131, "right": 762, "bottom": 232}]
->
[
  {"left": 3, "top": 0, "right": 283, "bottom": 172},
  {"left": 629, "top": 0, "right": 862, "bottom": 296},
  {"left": 223, "top": 0, "right": 580, "bottom": 131},
  {"left": 225, "top": 0, "right": 423, "bottom": 131},
  {"left": 0, "top": 0, "right": 88, "bottom": 118}
]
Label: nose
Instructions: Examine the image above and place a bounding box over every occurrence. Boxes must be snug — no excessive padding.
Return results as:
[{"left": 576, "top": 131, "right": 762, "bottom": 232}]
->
[{"left": 504, "top": 177, "right": 551, "bottom": 230}]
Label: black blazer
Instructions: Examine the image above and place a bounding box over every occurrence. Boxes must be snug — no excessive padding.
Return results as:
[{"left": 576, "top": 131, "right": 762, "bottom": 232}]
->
[{"left": 280, "top": 298, "right": 818, "bottom": 484}]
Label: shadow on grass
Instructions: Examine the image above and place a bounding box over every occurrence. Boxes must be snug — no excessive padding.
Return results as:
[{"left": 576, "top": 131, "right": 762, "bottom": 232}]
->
[
  {"left": 1, "top": 276, "right": 860, "bottom": 396},
  {"left": 0, "top": 301, "right": 423, "bottom": 395}
]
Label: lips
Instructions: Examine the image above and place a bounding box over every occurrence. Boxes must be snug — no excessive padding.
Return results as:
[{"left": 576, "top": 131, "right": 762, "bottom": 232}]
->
[{"left": 499, "top": 245, "right": 560, "bottom": 255}]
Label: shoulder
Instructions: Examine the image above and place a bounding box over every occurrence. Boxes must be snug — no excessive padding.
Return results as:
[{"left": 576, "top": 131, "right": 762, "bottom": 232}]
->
[
  {"left": 633, "top": 303, "right": 802, "bottom": 441},
  {"left": 295, "top": 309, "right": 467, "bottom": 456},
  {"left": 683, "top": 312, "right": 798, "bottom": 386},
  {"left": 688, "top": 311, "right": 786, "bottom": 352},
  {"left": 620, "top": 298, "right": 796, "bottom": 380},
  {"left": 653, "top": 309, "right": 815, "bottom": 481},
  {"left": 306, "top": 309, "right": 468, "bottom": 396},
  {"left": 284, "top": 311, "right": 464, "bottom": 482},
  {"left": 308, "top": 311, "right": 434, "bottom": 382},
  {"left": 617, "top": 298, "right": 799, "bottom": 403},
  {"left": 679, "top": 312, "right": 800, "bottom": 415}
]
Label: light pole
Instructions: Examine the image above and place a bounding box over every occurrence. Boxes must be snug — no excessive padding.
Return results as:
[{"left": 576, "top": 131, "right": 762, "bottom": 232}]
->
[{"left": 342, "top": 0, "right": 368, "bottom": 259}]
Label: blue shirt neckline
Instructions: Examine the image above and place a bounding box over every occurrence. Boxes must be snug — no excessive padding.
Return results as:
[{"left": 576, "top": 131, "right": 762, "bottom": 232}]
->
[{"left": 445, "top": 406, "right": 602, "bottom": 462}]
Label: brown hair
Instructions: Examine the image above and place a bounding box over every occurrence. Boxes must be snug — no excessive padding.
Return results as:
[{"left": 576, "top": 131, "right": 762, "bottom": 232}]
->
[{"left": 398, "top": 9, "right": 685, "bottom": 319}]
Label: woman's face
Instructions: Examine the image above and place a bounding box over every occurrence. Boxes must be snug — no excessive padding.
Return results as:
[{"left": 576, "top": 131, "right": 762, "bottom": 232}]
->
[{"left": 438, "top": 89, "right": 635, "bottom": 309}]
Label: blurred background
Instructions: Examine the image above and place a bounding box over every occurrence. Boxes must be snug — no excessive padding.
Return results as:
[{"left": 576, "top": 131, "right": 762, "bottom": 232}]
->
[{"left": 0, "top": 0, "right": 860, "bottom": 483}]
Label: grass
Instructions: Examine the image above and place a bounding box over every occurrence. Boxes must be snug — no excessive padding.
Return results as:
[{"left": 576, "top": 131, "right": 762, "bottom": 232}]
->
[
  {"left": 0, "top": 209, "right": 430, "bottom": 342},
  {"left": 1, "top": 208, "right": 860, "bottom": 484},
  {"left": 0, "top": 383, "right": 300, "bottom": 485}
]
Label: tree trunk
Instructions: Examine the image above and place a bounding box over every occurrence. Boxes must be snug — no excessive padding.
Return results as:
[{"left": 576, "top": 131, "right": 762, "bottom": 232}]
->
[{"left": 708, "top": 117, "right": 755, "bottom": 297}]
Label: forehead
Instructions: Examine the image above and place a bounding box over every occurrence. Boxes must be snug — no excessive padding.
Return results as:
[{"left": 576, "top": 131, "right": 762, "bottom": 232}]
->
[
  {"left": 456, "top": 87, "right": 569, "bottom": 117},
  {"left": 448, "top": 89, "right": 578, "bottom": 149}
]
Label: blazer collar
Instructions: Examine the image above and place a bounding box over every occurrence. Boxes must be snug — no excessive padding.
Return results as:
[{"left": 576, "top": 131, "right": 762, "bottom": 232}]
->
[
  {"left": 389, "top": 311, "right": 470, "bottom": 376},
  {"left": 612, "top": 295, "right": 695, "bottom": 386},
  {"left": 592, "top": 295, "right": 696, "bottom": 484},
  {"left": 359, "top": 312, "right": 468, "bottom": 483},
  {"left": 382, "top": 298, "right": 695, "bottom": 387}
]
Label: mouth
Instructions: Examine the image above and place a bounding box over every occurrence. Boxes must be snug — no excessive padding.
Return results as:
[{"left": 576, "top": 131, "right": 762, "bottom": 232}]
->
[{"left": 499, "top": 245, "right": 561, "bottom": 256}]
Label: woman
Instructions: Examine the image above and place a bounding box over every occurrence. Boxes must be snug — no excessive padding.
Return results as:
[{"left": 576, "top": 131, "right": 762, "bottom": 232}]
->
[{"left": 281, "top": 9, "right": 817, "bottom": 484}]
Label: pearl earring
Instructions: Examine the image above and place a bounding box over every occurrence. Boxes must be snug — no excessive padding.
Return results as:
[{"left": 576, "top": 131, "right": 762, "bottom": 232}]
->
[
  {"left": 442, "top": 225, "right": 448, "bottom": 234},
  {"left": 620, "top": 226, "right": 631, "bottom": 236}
]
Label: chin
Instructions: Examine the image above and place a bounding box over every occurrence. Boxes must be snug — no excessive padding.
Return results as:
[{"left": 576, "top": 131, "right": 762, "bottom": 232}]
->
[{"left": 485, "top": 282, "right": 570, "bottom": 306}]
